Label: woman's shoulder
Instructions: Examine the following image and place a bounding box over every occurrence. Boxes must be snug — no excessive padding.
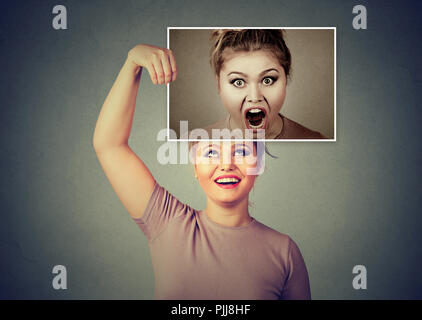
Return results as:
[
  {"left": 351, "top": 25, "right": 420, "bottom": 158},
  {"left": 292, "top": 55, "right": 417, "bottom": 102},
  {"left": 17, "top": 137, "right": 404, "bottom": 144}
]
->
[
  {"left": 253, "top": 219, "right": 291, "bottom": 245},
  {"left": 253, "top": 220, "right": 303, "bottom": 257},
  {"left": 142, "top": 182, "right": 197, "bottom": 221},
  {"left": 277, "top": 115, "right": 325, "bottom": 139}
]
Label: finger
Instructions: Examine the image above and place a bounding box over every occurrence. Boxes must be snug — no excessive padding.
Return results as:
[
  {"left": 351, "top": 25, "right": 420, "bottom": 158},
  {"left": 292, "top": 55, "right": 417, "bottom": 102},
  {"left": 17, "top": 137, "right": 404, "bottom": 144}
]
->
[
  {"left": 146, "top": 63, "right": 157, "bottom": 85},
  {"left": 168, "top": 49, "right": 177, "bottom": 82},
  {"left": 152, "top": 53, "right": 165, "bottom": 85},
  {"left": 160, "top": 51, "right": 173, "bottom": 85}
]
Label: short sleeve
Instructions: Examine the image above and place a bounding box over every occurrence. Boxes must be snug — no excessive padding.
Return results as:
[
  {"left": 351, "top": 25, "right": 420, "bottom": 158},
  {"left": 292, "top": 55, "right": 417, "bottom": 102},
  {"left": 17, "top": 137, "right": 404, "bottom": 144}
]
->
[
  {"left": 132, "top": 182, "right": 193, "bottom": 242},
  {"left": 280, "top": 237, "right": 311, "bottom": 300}
]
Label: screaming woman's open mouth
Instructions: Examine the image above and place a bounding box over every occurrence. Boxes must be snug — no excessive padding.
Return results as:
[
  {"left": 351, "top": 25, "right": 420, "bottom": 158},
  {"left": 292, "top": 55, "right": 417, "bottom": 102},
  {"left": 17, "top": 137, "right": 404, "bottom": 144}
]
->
[{"left": 244, "top": 107, "right": 267, "bottom": 130}]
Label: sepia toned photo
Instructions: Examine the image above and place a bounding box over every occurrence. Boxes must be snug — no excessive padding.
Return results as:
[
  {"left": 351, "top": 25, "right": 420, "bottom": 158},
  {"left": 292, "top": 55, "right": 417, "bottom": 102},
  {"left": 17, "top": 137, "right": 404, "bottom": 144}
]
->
[{"left": 168, "top": 28, "right": 336, "bottom": 141}]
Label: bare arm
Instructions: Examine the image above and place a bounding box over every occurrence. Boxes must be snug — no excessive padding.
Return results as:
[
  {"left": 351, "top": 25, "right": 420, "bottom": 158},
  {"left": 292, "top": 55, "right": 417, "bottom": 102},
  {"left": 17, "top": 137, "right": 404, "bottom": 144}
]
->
[{"left": 93, "top": 44, "right": 177, "bottom": 219}]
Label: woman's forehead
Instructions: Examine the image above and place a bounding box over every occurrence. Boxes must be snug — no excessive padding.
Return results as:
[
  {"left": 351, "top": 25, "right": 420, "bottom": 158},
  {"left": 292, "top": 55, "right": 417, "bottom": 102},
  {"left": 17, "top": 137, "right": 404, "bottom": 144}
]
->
[
  {"left": 220, "top": 49, "right": 282, "bottom": 74},
  {"left": 195, "top": 141, "right": 254, "bottom": 150},
  {"left": 193, "top": 142, "right": 255, "bottom": 158}
]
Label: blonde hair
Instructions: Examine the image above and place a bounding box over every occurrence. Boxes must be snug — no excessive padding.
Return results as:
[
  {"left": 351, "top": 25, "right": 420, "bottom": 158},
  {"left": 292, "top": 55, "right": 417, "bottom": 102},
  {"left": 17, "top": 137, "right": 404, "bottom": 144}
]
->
[{"left": 209, "top": 29, "right": 292, "bottom": 78}]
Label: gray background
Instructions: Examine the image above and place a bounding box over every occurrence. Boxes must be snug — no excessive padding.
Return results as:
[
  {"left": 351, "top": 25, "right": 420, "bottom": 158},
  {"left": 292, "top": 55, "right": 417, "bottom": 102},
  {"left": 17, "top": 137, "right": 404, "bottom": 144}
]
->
[
  {"left": 1, "top": 0, "right": 421, "bottom": 299},
  {"left": 170, "top": 29, "right": 335, "bottom": 139}
]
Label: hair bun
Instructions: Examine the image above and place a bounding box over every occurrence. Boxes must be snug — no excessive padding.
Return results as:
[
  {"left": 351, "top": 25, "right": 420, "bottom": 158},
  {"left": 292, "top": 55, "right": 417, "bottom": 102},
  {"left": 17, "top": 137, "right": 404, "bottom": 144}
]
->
[{"left": 209, "top": 29, "right": 291, "bottom": 78}]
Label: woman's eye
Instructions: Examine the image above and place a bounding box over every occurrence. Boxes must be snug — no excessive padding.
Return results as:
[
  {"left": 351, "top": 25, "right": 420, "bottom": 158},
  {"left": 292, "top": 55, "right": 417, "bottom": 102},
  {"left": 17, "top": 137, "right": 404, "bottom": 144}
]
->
[
  {"left": 205, "top": 149, "right": 219, "bottom": 158},
  {"left": 234, "top": 148, "right": 250, "bottom": 157},
  {"left": 262, "top": 77, "right": 276, "bottom": 85},
  {"left": 231, "top": 79, "right": 245, "bottom": 87}
]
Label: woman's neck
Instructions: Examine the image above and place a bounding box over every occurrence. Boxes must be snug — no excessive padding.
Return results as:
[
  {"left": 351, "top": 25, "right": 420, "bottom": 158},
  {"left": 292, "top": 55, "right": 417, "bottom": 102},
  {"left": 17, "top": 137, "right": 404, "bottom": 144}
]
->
[
  {"left": 265, "top": 113, "right": 284, "bottom": 139},
  {"left": 204, "top": 197, "right": 252, "bottom": 227}
]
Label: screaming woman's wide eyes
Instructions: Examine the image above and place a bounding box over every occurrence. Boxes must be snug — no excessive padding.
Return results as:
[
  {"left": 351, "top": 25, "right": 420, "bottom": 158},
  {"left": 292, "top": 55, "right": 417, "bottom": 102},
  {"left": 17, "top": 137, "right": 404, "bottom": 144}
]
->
[
  {"left": 230, "top": 77, "right": 277, "bottom": 88},
  {"left": 231, "top": 79, "right": 245, "bottom": 88},
  {"left": 262, "top": 76, "right": 277, "bottom": 85}
]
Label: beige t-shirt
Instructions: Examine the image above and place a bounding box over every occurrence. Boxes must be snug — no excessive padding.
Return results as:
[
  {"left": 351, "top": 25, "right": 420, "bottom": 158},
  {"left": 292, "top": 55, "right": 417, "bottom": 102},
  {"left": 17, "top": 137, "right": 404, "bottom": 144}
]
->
[{"left": 133, "top": 182, "right": 311, "bottom": 300}]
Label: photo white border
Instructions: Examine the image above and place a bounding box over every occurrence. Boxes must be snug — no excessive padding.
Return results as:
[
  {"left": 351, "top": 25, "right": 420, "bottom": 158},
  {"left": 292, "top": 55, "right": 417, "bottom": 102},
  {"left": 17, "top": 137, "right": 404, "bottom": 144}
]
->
[{"left": 167, "top": 27, "right": 337, "bottom": 142}]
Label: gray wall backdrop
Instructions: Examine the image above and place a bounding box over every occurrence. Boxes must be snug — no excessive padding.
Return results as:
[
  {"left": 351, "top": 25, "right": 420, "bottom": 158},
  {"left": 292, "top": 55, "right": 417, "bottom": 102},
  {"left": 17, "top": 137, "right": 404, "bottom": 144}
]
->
[
  {"left": 170, "top": 29, "right": 335, "bottom": 139},
  {"left": 1, "top": 0, "right": 421, "bottom": 299}
]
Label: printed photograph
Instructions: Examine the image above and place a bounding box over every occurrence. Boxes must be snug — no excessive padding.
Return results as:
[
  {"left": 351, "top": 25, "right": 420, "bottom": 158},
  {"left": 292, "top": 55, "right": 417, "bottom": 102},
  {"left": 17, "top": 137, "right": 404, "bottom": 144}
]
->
[{"left": 168, "top": 28, "right": 335, "bottom": 140}]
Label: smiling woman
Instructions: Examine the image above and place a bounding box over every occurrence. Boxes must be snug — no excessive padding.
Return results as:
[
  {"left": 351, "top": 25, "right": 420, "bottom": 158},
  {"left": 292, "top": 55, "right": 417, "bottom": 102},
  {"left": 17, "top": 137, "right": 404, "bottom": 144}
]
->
[
  {"left": 134, "top": 140, "right": 311, "bottom": 299},
  {"left": 192, "top": 141, "right": 260, "bottom": 226},
  {"left": 93, "top": 44, "right": 311, "bottom": 300}
]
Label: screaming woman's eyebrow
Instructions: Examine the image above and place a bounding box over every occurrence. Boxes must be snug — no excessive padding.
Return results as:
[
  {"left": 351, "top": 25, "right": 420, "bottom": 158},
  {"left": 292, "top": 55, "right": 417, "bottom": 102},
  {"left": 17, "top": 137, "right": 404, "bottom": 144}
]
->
[{"left": 227, "top": 68, "right": 280, "bottom": 77}]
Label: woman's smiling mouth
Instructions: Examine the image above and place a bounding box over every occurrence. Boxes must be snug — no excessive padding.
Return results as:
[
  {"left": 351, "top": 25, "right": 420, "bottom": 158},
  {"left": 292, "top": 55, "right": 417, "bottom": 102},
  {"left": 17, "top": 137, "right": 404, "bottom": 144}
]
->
[
  {"left": 214, "top": 175, "right": 241, "bottom": 189},
  {"left": 244, "top": 107, "right": 267, "bottom": 130}
]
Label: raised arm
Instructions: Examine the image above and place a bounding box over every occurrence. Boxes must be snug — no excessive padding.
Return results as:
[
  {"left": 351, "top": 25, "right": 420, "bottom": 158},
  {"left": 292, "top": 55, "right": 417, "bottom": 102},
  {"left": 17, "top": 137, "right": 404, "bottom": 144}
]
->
[{"left": 93, "top": 44, "right": 177, "bottom": 219}]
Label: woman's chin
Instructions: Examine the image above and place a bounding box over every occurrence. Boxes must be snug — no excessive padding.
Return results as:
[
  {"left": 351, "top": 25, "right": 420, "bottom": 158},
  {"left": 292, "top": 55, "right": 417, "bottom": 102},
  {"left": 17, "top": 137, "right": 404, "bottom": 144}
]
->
[{"left": 212, "top": 193, "right": 245, "bottom": 207}]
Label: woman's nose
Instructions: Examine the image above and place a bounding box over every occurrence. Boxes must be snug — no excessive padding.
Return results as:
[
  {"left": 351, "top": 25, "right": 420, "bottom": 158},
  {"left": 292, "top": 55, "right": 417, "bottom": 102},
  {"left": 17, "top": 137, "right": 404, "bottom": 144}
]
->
[
  {"left": 220, "top": 161, "right": 235, "bottom": 172},
  {"left": 219, "top": 151, "right": 235, "bottom": 171},
  {"left": 247, "top": 83, "right": 263, "bottom": 102}
]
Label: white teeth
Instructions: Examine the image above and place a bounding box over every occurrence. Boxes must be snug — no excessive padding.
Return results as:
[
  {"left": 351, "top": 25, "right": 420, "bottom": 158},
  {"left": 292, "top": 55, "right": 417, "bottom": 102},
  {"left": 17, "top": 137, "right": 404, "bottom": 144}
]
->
[
  {"left": 249, "top": 108, "right": 263, "bottom": 113},
  {"left": 216, "top": 177, "right": 240, "bottom": 183}
]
